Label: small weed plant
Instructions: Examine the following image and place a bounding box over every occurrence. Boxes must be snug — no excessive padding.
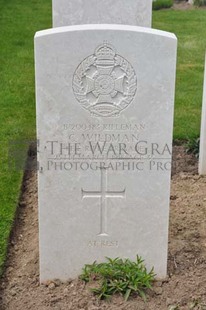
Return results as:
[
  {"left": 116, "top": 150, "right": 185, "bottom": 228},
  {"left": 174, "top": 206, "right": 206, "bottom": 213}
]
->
[
  {"left": 80, "top": 256, "right": 155, "bottom": 301},
  {"left": 186, "top": 137, "right": 200, "bottom": 158}
]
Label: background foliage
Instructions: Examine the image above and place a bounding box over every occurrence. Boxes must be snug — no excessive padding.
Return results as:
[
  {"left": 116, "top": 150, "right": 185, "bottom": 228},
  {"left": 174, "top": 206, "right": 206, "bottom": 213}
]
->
[
  {"left": 194, "top": 0, "right": 206, "bottom": 6},
  {"left": 153, "top": 0, "right": 173, "bottom": 10}
]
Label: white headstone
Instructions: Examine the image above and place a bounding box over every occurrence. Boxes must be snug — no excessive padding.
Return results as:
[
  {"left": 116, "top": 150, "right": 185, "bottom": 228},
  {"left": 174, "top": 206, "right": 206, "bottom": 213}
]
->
[
  {"left": 52, "top": 0, "right": 153, "bottom": 28},
  {"left": 35, "top": 24, "right": 177, "bottom": 282},
  {"left": 199, "top": 54, "right": 206, "bottom": 175}
]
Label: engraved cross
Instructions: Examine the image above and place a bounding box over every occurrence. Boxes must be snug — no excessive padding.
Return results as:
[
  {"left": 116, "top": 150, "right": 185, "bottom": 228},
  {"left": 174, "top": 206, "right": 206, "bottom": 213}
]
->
[{"left": 82, "top": 168, "right": 126, "bottom": 236}]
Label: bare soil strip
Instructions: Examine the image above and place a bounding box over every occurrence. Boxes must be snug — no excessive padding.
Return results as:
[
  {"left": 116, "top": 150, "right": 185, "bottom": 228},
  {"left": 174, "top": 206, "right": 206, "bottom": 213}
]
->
[{"left": 0, "top": 146, "right": 206, "bottom": 310}]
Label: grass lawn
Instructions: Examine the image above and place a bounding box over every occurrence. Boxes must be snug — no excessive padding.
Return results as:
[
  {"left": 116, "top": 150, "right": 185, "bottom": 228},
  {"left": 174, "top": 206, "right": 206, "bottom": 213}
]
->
[
  {"left": 153, "top": 8, "right": 206, "bottom": 140},
  {"left": 0, "top": 3, "right": 206, "bottom": 275},
  {"left": 0, "top": 0, "right": 51, "bottom": 274}
]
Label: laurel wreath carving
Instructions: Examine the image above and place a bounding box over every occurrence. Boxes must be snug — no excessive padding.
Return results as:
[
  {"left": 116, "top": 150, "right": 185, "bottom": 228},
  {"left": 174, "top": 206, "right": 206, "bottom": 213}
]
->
[
  {"left": 115, "top": 55, "right": 137, "bottom": 109},
  {"left": 72, "top": 55, "right": 96, "bottom": 108}
]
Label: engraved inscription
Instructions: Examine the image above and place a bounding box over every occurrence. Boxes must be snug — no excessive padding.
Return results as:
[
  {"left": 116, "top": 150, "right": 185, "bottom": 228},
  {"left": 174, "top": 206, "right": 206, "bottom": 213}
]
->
[
  {"left": 73, "top": 42, "right": 137, "bottom": 117},
  {"left": 82, "top": 168, "right": 126, "bottom": 236},
  {"left": 88, "top": 240, "right": 119, "bottom": 248}
]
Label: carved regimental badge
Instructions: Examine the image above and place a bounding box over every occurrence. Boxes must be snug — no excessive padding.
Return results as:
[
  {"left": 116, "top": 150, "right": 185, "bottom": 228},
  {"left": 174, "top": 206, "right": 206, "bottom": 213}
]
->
[{"left": 73, "top": 42, "right": 137, "bottom": 117}]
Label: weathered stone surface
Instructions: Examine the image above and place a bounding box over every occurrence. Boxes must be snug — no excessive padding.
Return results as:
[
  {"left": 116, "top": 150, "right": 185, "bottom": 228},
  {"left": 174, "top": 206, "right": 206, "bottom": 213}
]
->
[
  {"left": 199, "top": 55, "right": 206, "bottom": 175},
  {"left": 52, "top": 0, "right": 152, "bottom": 28},
  {"left": 35, "top": 24, "right": 177, "bottom": 282}
]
